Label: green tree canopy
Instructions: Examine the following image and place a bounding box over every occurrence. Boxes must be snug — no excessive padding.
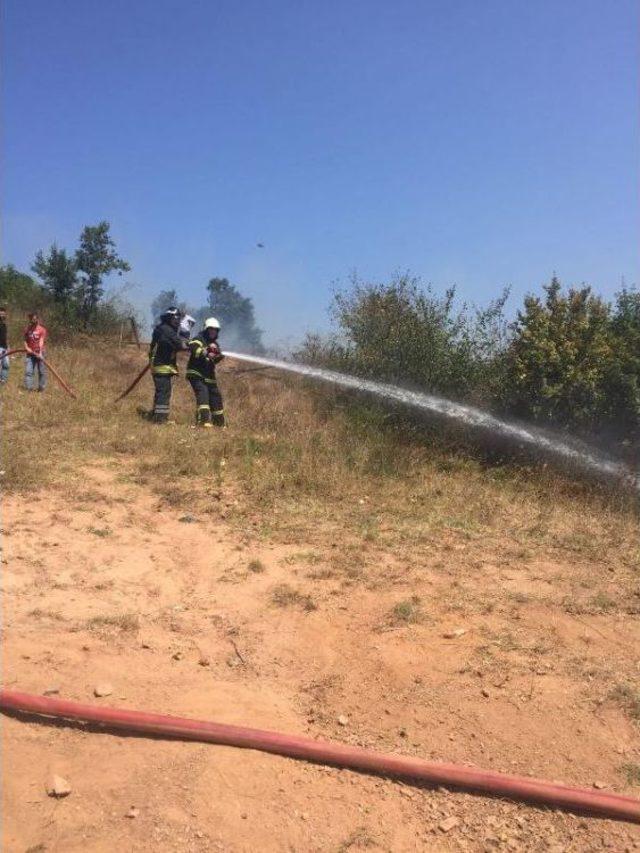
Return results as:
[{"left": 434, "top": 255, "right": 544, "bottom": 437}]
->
[
  {"left": 75, "top": 221, "right": 130, "bottom": 325},
  {"left": 502, "top": 277, "right": 615, "bottom": 430},
  {"left": 0, "top": 265, "right": 44, "bottom": 311},
  {"left": 32, "top": 244, "right": 77, "bottom": 308}
]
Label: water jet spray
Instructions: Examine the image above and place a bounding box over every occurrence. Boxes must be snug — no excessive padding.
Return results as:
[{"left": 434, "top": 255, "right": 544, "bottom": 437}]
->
[{"left": 225, "top": 352, "right": 639, "bottom": 489}]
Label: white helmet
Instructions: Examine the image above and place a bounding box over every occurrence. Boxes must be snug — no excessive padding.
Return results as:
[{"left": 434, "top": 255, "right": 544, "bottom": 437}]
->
[{"left": 204, "top": 317, "right": 221, "bottom": 330}]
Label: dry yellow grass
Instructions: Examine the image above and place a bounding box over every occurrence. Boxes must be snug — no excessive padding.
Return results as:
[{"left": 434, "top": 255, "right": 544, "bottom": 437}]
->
[{"left": 1, "top": 343, "right": 638, "bottom": 577}]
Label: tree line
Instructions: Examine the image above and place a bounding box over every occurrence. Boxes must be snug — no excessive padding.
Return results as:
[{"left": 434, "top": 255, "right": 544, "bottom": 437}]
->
[
  {"left": 0, "top": 221, "right": 132, "bottom": 338},
  {"left": 3, "top": 227, "right": 637, "bottom": 447},
  {"left": 0, "top": 222, "right": 264, "bottom": 351},
  {"left": 296, "top": 273, "right": 640, "bottom": 449}
]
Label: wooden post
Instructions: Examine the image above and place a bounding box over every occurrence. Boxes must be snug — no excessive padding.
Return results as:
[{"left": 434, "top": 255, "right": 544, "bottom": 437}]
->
[{"left": 129, "top": 316, "right": 141, "bottom": 349}]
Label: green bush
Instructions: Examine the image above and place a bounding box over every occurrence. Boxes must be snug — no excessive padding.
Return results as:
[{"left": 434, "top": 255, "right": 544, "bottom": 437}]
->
[
  {"left": 296, "top": 273, "right": 509, "bottom": 402},
  {"left": 502, "top": 279, "right": 640, "bottom": 442},
  {"left": 297, "top": 273, "right": 640, "bottom": 449}
]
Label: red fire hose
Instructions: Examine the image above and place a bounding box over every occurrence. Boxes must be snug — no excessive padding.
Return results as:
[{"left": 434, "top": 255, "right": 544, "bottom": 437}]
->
[
  {"left": 1, "top": 689, "right": 638, "bottom": 824},
  {"left": 38, "top": 355, "right": 77, "bottom": 399},
  {"left": 114, "top": 362, "right": 150, "bottom": 402},
  {"left": 3, "top": 348, "right": 77, "bottom": 398}
]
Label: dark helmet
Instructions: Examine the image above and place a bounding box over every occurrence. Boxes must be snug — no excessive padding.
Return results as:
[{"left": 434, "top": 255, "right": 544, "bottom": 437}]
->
[{"left": 161, "top": 306, "right": 181, "bottom": 321}]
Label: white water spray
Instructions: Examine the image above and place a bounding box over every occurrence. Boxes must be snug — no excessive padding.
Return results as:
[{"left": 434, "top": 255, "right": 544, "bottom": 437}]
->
[{"left": 226, "top": 351, "right": 639, "bottom": 489}]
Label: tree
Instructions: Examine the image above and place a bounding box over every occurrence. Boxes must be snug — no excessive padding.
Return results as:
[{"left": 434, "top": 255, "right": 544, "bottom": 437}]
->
[
  {"left": 502, "top": 277, "right": 614, "bottom": 430},
  {"left": 206, "top": 277, "right": 264, "bottom": 351},
  {"left": 0, "top": 265, "right": 44, "bottom": 311},
  {"left": 603, "top": 287, "right": 640, "bottom": 438},
  {"left": 31, "top": 245, "right": 77, "bottom": 309},
  {"left": 75, "top": 221, "right": 130, "bottom": 325}
]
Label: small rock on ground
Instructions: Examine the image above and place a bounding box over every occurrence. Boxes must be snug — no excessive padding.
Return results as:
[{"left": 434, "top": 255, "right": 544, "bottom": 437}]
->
[
  {"left": 46, "top": 774, "right": 72, "bottom": 798},
  {"left": 443, "top": 628, "right": 467, "bottom": 639},
  {"left": 94, "top": 683, "right": 113, "bottom": 697}
]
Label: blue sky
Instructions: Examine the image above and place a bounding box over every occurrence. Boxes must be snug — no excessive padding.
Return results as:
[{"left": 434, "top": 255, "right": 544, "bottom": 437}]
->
[{"left": 2, "top": 0, "right": 638, "bottom": 345}]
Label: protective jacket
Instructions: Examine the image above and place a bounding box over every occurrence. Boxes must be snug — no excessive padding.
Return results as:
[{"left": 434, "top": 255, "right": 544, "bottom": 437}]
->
[
  {"left": 149, "top": 322, "right": 183, "bottom": 375},
  {"left": 186, "top": 333, "right": 223, "bottom": 384}
]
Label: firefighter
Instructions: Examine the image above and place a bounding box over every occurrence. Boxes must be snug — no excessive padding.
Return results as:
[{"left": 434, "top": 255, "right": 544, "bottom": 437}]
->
[
  {"left": 186, "top": 317, "right": 225, "bottom": 427},
  {"left": 149, "top": 307, "right": 188, "bottom": 423}
]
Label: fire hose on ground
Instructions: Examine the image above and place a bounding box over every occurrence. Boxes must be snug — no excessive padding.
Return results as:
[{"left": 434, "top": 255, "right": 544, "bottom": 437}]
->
[
  {"left": 1, "top": 689, "right": 638, "bottom": 824},
  {"left": 114, "top": 361, "right": 150, "bottom": 402},
  {"left": 3, "top": 348, "right": 77, "bottom": 399}
]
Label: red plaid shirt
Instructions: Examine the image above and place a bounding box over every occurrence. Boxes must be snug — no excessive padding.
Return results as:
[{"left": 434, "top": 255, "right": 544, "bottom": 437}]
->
[{"left": 24, "top": 323, "right": 47, "bottom": 355}]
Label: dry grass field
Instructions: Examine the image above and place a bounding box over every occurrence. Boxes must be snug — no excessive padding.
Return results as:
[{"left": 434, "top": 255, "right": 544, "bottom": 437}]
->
[{"left": 1, "top": 345, "right": 639, "bottom": 852}]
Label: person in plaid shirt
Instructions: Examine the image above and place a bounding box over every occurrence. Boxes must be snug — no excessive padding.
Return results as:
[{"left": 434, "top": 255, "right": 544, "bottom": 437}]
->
[{"left": 24, "top": 312, "right": 48, "bottom": 392}]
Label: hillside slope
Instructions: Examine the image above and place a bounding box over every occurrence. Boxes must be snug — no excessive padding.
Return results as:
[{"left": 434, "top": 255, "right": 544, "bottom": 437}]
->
[{"left": 1, "top": 346, "right": 639, "bottom": 852}]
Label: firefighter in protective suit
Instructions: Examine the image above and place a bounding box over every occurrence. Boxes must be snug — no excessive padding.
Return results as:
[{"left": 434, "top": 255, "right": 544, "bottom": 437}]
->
[
  {"left": 149, "top": 307, "right": 188, "bottom": 423},
  {"left": 186, "top": 317, "right": 225, "bottom": 427}
]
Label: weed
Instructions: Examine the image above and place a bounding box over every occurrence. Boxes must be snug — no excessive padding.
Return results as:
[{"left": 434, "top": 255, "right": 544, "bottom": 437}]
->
[
  {"left": 88, "top": 526, "right": 112, "bottom": 538},
  {"left": 86, "top": 612, "right": 140, "bottom": 633},
  {"left": 270, "top": 583, "right": 317, "bottom": 612},
  {"left": 530, "top": 638, "right": 552, "bottom": 655},
  {"left": 496, "top": 631, "right": 522, "bottom": 652},
  {"left": 92, "top": 580, "right": 115, "bottom": 591},
  {"left": 589, "top": 592, "right": 617, "bottom": 612},
  {"left": 620, "top": 763, "right": 640, "bottom": 785},
  {"left": 306, "top": 568, "right": 336, "bottom": 580},
  {"left": 609, "top": 684, "right": 640, "bottom": 720},
  {"left": 283, "top": 551, "right": 322, "bottom": 565},
  {"left": 338, "top": 827, "right": 375, "bottom": 851},
  {"left": 510, "top": 592, "right": 531, "bottom": 604},
  {"left": 248, "top": 558, "right": 266, "bottom": 574},
  {"left": 361, "top": 521, "right": 379, "bottom": 542},
  {"left": 390, "top": 595, "right": 422, "bottom": 624},
  {"left": 27, "top": 608, "right": 65, "bottom": 621}
]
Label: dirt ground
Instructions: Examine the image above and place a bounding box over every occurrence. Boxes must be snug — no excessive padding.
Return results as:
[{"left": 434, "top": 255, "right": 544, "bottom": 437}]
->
[{"left": 2, "top": 460, "right": 640, "bottom": 852}]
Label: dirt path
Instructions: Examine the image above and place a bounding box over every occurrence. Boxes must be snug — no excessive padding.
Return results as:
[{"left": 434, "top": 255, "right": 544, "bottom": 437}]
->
[{"left": 2, "top": 464, "right": 639, "bottom": 852}]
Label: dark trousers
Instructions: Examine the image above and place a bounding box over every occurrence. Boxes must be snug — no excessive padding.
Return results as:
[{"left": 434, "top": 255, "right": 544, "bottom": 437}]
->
[
  {"left": 152, "top": 374, "right": 173, "bottom": 422},
  {"left": 188, "top": 377, "right": 224, "bottom": 426}
]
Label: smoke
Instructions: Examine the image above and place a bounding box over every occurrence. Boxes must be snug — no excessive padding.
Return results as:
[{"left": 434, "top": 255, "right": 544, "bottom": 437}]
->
[
  {"left": 214, "top": 319, "right": 265, "bottom": 354},
  {"left": 226, "top": 351, "right": 640, "bottom": 490}
]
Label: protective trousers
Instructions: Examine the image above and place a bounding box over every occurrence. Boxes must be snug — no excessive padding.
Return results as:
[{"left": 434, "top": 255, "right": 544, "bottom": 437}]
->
[
  {"left": 152, "top": 374, "right": 173, "bottom": 423},
  {"left": 188, "top": 377, "right": 224, "bottom": 426}
]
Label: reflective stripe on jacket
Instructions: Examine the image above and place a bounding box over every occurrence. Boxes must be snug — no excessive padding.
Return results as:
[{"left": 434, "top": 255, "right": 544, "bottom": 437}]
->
[
  {"left": 149, "top": 322, "right": 183, "bottom": 375},
  {"left": 186, "top": 334, "right": 219, "bottom": 384}
]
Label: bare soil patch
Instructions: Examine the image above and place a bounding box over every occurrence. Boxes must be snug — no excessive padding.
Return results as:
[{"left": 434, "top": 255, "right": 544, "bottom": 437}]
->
[{"left": 2, "top": 462, "right": 640, "bottom": 852}]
